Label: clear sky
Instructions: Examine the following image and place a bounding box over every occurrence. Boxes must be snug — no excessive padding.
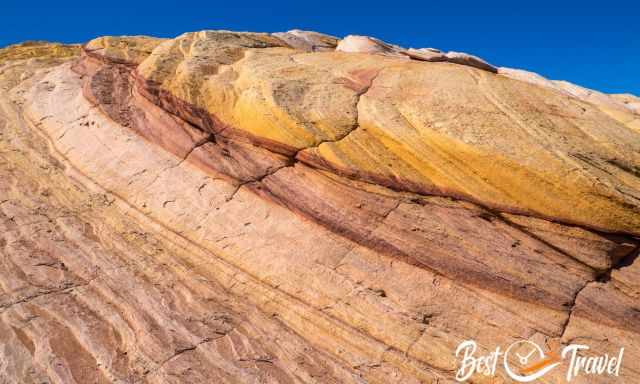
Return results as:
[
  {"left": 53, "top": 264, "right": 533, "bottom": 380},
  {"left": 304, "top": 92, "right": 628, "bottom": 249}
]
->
[{"left": 2, "top": 0, "right": 639, "bottom": 95}]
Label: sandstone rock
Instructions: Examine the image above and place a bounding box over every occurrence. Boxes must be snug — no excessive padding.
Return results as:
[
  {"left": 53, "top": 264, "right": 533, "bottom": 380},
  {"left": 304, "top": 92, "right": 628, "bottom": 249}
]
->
[
  {"left": 498, "top": 66, "right": 561, "bottom": 90},
  {"left": 133, "top": 31, "right": 640, "bottom": 235},
  {"left": 405, "top": 47, "right": 447, "bottom": 62},
  {"left": 552, "top": 81, "right": 640, "bottom": 131},
  {"left": 612, "top": 93, "right": 640, "bottom": 114},
  {"left": 554, "top": 79, "right": 630, "bottom": 110},
  {"left": 83, "top": 35, "right": 167, "bottom": 65},
  {"left": 0, "top": 41, "right": 79, "bottom": 63},
  {"left": 272, "top": 29, "right": 339, "bottom": 51},
  {"left": 1, "top": 31, "right": 639, "bottom": 384},
  {"left": 444, "top": 50, "right": 497, "bottom": 72},
  {"left": 335, "top": 34, "right": 408, "bottom": 58},
  {"left": 334, "top": 35, "right": 497, "bottom": 73},
  {"left": 500, "top": 67, "right": 640, "bottom": 131}
]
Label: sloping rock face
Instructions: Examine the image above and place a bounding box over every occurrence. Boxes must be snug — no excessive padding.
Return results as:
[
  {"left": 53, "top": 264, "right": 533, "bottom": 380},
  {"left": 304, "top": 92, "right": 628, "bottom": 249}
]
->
[
  {"left": 499, "top": 67, "right": 640, "bottom": 131},
  {"left": 335, "top": 35, "right": 497, "bottom": 72},
  {"left": 0, "top": 31, "right": 639, "bottom": 384},
  {"left": 272, "top": 30, "right": 339, "bottom": 52}
]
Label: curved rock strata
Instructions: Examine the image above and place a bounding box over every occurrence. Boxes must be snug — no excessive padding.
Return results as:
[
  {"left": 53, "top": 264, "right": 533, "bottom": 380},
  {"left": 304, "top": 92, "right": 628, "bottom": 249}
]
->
[
  {"left": 133, "top": 31, "right": 640, "bottom": 235},
  {"left": 1, "top": 32, "right": 639, "bottom": 383}
]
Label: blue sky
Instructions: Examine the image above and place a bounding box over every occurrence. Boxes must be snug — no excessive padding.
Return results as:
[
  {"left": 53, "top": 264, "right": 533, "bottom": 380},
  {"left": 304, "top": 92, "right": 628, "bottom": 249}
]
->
[{"left": 3, "top": 0, "right": 639, "bottom": 95}]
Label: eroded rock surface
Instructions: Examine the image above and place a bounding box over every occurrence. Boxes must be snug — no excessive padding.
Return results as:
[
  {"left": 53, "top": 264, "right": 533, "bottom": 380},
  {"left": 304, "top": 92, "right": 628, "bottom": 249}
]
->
[
  {"left": 1, "top": 31, "right": 639, "bottom": 383},
  {"left": 272, "top": 30, "right": 339, "bottom": 52},
  {"left": 499, "top": 66, "right": 640, "bottom": 131}
]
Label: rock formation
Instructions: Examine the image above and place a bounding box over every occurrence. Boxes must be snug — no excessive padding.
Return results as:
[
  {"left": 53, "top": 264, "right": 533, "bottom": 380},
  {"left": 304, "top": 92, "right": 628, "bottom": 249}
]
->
[
  {"left": 0, "top": 32, "right": 639, "bottom": 383},
  {"left": 499, "top": 67, "right": 640, "bottom": 131}
]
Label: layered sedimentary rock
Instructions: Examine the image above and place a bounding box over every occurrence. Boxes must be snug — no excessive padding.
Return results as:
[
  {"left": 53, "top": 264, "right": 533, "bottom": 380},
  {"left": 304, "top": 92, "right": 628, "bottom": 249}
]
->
[
  {"left": 335, "top": 35, "right": 497, "bottom": 72},
  {"left": 1, "top": 31, "right": 639, "bottom": 384},
  {"left": 272, "top": 30, "right": 339, "bottom": 52},
  {"left": 499, "top": 67, "right": 640, "bottom": 131}
]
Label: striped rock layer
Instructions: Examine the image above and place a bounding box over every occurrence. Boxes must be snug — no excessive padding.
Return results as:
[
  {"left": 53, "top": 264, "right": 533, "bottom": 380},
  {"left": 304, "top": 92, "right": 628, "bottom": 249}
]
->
[{"left": 0, "top": 33, "right": 639, "bottom": 383}]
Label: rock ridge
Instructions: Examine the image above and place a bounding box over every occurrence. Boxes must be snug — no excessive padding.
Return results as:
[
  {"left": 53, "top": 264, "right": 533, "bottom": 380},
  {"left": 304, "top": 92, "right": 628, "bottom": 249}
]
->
[{"left": 1, "top": 32, "right": 639, "bottom": 383}]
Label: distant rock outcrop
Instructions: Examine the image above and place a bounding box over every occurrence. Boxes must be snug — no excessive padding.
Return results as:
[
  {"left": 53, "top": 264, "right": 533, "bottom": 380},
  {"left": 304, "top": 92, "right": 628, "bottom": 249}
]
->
[
  {"left": 336, "top": 34, "right": 408, "bottom": 58},
  {"left": 335, "top": 34, "right": 497, "bottom": 72},
  {"left": 443, "top": 50, "right": 497, "bottom": 72},
  {"left": 272, "top": 29, "right": 338, "bottom": 51},
  {"left": 499, "top": 66, "right": 640, "bottom": 131},
  {"left": 0, "top": 31, "right": 639, "bottom": 384},
  {"left": 612, "top": 93, "right": 640, "bottom": 114}
]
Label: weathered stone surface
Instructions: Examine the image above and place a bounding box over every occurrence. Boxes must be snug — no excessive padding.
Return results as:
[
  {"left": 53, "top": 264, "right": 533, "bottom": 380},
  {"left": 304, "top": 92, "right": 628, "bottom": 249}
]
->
[
  {"left": 561, "top": 280, "right": 640, "bottom": 382},
  {"left": 553, "top": 80, "right": 640, "bottom": 121},
  {"left": 0, "top": 41, "right": 79, "bottom": 62},
  {"left": 612, "top": 93, "right": 640, "bottom": 114},
  {"left": 273, "top": 29, "right": 339, "bottom": 52},
  {"left": 335, "top": 35, "right": 408, "bottom": 58},
  {"left": 500, "top": 66, "right": 640, "bottom": 131},
  {"left": 131, "top": 31, "right": 640, "bottom": 235},
  {"left": 1, "top": 32, "right": 639, "bottom": 383},
  {"left": 498, "top": 67, "right": 561, "bottom": 91},
  {"left": 334, "top": 35, "right": 495, "bottom": 72},
  {"left": 444, "top": 51, "right": 497, "bottom": 72},
  {"left": 83, "top": 35, "right": 167, "bottom": 65},
  {"left": 405, "top": 47, "right": 447, "bottom": 62}
]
